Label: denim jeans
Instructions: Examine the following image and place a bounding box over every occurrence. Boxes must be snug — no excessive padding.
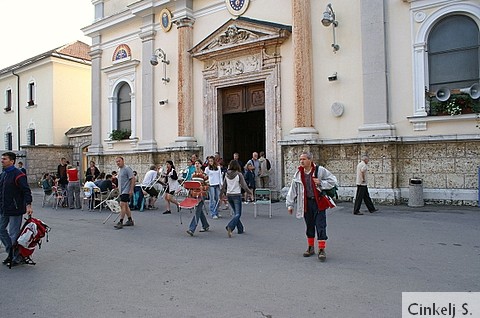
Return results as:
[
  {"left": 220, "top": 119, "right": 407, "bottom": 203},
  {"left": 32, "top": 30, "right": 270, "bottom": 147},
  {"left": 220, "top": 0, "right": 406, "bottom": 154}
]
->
[
  {"left": 226, "top": 195, "right": 244, "bottom": 233},
  {"left": 0, "top": 213, "right": 23, "bottom": 260},
  {"left": 303, "top": 198, "right": 328, "bottom": 241},
  {"left": 67, "top": 181, "right": 81, "bottom": 208},
  {"left": 208, "top": 185, "right": 220, "bottom": 217},
  {"left": 188, "top": 200, "right": 210, "bottom": 233}
]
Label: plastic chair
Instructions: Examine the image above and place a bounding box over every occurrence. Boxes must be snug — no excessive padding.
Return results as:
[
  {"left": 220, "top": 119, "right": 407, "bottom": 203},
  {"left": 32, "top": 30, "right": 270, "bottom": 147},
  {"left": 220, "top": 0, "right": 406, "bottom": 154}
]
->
[{"left": 254, "top": 188, "right": 272, "bottom": 218}]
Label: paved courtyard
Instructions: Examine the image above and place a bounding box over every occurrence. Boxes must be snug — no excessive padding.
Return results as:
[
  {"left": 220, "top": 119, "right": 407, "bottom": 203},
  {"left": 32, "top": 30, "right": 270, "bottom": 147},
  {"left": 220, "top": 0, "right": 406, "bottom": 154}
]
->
[{"left": 1, "top": 188, "right": 479, "bottom": 318}]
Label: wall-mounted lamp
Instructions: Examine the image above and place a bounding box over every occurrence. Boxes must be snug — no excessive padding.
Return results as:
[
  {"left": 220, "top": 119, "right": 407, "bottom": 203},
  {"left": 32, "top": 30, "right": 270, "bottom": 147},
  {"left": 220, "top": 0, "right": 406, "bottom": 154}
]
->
[
  {"left": 321, "top": 3, "right": 340, "bottom": 52},
  {"left": 158, "top": 99, "right": 168, "bottom": 106},
  {"left": 150, "top": 48, "right": 170, "bottom": 84},
  {"left": 328, "top": 72, "right": 338, "bottom": 81}
]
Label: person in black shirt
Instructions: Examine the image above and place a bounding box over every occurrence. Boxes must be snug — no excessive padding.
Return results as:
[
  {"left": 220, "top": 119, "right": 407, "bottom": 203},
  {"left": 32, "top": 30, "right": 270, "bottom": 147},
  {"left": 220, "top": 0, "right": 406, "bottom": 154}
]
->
[{"left": 99, "top": 174, "right": 114, "bottom": 192}]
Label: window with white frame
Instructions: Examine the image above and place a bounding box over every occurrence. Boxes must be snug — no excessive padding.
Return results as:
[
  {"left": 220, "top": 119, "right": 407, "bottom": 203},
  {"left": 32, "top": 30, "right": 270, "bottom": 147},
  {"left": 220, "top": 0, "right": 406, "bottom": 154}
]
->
[
  {"left": 27, "top": 129, "right": 35, "bottom": 146},
  {"left": 428, "top": 15, "right": 479, "bottom": 92},
  {"left": 117, "top": 82, "right": 131, "bottom": 132},
  {"left": 410, "top": 3, "right": 480, "bottom": 120},
  {"left": 5, "top": 89, "right": 12, "bottom": 111},
  {"left": 27, "top": 81, "right": 36, "bottom": 106},
  {"left": 427, "top": 14, "right": 479, "bottom": 116},
  {"left": 5, "top": 132, "right": 12, "bottom": 150}
]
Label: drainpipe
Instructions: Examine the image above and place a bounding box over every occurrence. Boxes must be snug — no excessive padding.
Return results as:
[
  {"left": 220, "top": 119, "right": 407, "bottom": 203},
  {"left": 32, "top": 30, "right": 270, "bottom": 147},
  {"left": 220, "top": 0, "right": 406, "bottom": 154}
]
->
[{"left": 11, "top": 70, "right": 20, "bottom": 150}]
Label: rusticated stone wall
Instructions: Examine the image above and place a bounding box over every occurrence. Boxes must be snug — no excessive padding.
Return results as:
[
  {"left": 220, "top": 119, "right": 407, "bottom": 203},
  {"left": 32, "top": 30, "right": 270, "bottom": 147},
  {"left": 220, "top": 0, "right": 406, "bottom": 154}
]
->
[
  {"left": 23, "top": 145, "right": 73, "bottom": 185},
  {"left": 282, "top": 140, "right": 480, "bottom": 206}
]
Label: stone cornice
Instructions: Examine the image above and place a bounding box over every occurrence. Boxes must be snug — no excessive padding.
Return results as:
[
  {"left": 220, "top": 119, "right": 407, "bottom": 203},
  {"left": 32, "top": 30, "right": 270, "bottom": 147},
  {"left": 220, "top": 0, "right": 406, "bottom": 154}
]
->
[{"left": 190, "top": 17, "right": 291, "bottom": 61}]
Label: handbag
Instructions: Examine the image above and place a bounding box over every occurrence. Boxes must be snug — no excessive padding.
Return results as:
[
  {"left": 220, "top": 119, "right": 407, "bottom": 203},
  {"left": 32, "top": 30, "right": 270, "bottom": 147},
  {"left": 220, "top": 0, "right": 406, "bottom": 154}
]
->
[{"left": 317, "top": 195, "right": 336, "bottom": 210}]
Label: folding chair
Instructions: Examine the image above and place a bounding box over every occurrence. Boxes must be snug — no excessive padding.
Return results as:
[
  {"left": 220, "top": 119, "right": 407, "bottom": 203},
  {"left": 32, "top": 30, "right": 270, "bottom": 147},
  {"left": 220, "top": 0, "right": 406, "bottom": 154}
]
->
[
  {"left": 53, "top": 186, "right": 67, "bottom": 210},
  {"left": 103, "top": 199, "right": 122, "bottom": 224},
  {"left": 177, "top": 181, "right": 206, "bottom": 225},
  {"left": 94, "top": 188, "right": 118, "bottom": 211},
  {"left": 42, "top": 190, "right": 54, "bottom": 208},
  {"left": 254, "top": 188, "right": 272, "bottom": 218}
]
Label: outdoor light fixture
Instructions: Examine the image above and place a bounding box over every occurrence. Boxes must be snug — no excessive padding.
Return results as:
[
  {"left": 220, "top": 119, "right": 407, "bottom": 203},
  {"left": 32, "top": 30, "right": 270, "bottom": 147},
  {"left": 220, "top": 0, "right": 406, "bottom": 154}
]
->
[
  {"left": 150, "top": 48, "right": 170, "bottom": 84},
  {"left": 321, "top": 3, "right": 339, "bottom": 52},
  {"left": 158, "top": 99, "right": 168, "bottom": 106}
]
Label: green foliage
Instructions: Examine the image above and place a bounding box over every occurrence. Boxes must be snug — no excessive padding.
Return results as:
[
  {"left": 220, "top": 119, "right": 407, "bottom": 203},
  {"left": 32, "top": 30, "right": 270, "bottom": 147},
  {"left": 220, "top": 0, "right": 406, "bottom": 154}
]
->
[{"left": 109, "top": 129, "right": 131, "bottom": 140}]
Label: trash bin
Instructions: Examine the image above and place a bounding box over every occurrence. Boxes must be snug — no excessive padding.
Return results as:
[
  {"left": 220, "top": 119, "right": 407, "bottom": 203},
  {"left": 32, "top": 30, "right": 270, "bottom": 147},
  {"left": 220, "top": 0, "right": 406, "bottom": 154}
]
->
[{"left": 408, "top": 178, "right": 424, "bottom": 207}]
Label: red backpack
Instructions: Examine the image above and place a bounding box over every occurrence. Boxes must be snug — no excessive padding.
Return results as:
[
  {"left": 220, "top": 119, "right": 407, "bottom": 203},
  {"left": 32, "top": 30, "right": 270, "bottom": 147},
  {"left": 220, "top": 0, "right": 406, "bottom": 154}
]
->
[{"left": 15, "top": 216, "right": 50, "bottom": 266}]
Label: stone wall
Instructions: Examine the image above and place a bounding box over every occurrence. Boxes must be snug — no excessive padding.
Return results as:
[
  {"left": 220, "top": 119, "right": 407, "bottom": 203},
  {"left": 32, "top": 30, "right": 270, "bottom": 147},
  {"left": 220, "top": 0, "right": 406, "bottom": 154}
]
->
[
  {"left": 88, "top": 147, "right": 203, "bottom": 181},
  {"left": 23, "top": 145, "right": 73, "bottom": 186},
  {"left": 282, "top": 140, "right": 480, "bottom": 206}
]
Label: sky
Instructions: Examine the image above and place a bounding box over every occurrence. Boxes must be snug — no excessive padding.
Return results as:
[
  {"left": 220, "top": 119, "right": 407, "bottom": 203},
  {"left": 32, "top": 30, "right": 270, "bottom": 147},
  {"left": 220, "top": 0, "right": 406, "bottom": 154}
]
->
[{"left": 0, "top": 0, "right": 93, "bottom": 69}]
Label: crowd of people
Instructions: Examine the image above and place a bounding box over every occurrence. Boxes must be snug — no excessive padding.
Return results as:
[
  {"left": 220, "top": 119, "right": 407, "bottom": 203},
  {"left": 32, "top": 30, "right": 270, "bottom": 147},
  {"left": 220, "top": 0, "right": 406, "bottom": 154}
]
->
[
  {"left": 38, "top": 151, "right": 272, "bottom": 237},
  {"left": 1, "top": 150, "right": 358, "bottom": 265},
  {"left": 40, "top": 159, "right": 119, "bottom": 210}
]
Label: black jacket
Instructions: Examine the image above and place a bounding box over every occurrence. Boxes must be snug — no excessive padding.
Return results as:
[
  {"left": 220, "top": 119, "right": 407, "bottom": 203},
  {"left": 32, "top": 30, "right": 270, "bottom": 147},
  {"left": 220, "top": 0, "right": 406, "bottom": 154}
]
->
[{"left": 0, "top": 166, "right": 32, "bottom": 217}]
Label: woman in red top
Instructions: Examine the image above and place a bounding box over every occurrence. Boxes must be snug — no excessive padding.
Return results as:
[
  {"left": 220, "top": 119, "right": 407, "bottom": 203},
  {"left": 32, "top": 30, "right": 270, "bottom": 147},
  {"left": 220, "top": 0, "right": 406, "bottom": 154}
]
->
[{"left": 66, "top": 165, "right": 81, "bottom": 209}]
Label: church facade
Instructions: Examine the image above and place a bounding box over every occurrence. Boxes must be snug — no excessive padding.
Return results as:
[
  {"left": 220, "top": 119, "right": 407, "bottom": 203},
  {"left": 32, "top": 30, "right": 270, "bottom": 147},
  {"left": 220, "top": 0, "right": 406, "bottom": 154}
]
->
[{"left": 82, "top": 0, "right": 480, "bottom": 205}]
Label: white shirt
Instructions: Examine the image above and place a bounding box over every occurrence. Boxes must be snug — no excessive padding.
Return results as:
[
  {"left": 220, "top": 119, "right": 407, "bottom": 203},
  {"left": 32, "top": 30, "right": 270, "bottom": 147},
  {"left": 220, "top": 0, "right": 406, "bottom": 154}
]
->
[
  {"left": 356, "top": 161, "right": 368, "bottom": 185},
  {"left": 142, "top": 170, "right": 158, "bottom": 187},
  {"left": 205, "top": 167, "right": 222, "bottom": 186}
]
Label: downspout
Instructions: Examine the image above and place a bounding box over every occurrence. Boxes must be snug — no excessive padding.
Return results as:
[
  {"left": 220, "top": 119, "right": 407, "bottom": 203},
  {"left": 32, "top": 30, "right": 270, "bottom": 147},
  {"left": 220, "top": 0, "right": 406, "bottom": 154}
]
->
[{"left": 11, "top": 70, "right": 20, "bottom": 150}]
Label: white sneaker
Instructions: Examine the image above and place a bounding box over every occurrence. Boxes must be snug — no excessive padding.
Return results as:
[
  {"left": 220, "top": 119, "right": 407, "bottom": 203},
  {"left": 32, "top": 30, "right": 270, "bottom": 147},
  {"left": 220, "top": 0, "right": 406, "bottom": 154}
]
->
[{"left": 212, "top": 215, "right": 219, "bottom": 219}]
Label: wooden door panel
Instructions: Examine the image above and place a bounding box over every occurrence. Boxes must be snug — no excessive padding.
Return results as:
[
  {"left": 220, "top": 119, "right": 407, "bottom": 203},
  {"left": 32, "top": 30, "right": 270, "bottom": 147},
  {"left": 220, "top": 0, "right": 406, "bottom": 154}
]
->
[{"left": 246, "top": 84, "right": 265, "bottom": 112}]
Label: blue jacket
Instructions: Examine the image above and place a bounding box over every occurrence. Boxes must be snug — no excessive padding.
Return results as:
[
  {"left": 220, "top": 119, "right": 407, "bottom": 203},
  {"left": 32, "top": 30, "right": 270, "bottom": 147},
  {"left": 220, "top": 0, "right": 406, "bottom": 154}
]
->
[{"left": 0, "top": 166, "right": 32, "bottom": 217}]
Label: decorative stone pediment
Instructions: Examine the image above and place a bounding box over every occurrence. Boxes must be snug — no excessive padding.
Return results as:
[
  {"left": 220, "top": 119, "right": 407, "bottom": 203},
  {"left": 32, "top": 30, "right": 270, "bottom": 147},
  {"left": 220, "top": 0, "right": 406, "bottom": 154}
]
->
[{"left": 190, "top": 17, "right": 291, "bottom": 61}]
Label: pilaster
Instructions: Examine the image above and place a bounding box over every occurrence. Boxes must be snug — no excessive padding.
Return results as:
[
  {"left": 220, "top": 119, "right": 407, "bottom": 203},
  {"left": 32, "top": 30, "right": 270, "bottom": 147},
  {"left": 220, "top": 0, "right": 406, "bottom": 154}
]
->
[
  {"left": 138, "top": 14, "right": 158, "bottom": 151},
  {"left": 358, "top": 0, "right": 396, "bottom": 137},
  {"left": 88, "top": 37, "right": 103, "bottom": 155},
  {"left": 287, "top": 0, "right": 319, "bottom": 140},
  {"left": 172, "top": 15, "right": 197, "bottom": 147}
]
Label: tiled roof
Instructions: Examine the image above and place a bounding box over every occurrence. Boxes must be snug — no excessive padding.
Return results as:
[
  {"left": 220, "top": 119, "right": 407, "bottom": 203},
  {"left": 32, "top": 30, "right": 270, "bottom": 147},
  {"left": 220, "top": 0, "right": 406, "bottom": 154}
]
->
[
  {"left": 56, "top": 41, "right": 91, "bottom": 61},
  {"left": 0, "top": 41, "right": 91, "bottom": 75},
  {"left": 65, "top": 125, "right": 92, "bottom": 136}
]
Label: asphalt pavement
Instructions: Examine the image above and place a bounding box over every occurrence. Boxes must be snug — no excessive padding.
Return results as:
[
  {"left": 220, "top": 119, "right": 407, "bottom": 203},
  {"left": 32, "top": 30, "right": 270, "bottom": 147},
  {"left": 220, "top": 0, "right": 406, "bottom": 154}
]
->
[{"left": 0, "top": 189, "right": 479, "bottom": 318}]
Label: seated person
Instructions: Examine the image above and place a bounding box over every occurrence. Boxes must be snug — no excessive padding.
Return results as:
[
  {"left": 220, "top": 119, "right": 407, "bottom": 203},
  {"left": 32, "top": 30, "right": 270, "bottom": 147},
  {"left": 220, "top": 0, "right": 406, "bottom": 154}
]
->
[
  {"left": 99, "top": 174, "right": 114, "bottom": 193},
  {"left": 83, "top": 175, "right": 100, "bottom": 209},
  {"left": 41, "top": 173, "right": 53, "bottom": 195},
  {"left": 141, "top": 165, "right": 160, "bottom": 209},
  {"left": 111, "top": 171, "right": 118, "bottom": 188},
  {"left": 94, "top": 172, "right": 106, "bottom": 187}
]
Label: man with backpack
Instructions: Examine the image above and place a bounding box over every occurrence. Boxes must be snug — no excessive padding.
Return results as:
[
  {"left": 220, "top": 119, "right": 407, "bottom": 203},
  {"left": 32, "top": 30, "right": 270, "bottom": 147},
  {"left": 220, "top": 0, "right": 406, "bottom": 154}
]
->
[
  {"left": 286, "top": 152, "right": 337, "bottom": 262},
  {"left": 0, "top": 152, "right": 33, "bottom": 267}
]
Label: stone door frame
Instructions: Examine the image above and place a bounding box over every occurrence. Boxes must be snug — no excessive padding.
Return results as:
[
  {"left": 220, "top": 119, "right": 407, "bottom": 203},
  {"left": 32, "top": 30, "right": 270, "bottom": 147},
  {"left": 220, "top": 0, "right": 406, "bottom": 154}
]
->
[
  {"left": 190, "top": 17, "right": 292, "bottom": 191},
  {"left": 201, "top": 50, "right": 282, "bottom": 190}
]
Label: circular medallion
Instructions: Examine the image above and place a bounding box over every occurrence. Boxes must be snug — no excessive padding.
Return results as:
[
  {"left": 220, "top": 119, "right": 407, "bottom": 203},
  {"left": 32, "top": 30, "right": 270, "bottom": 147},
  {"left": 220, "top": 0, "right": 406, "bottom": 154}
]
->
[
  {"left": 226, "top": 0, "right": 249, "bottom": 16},
  {"left": 331, "top": 102, "right": 345, "bottom": 117},
  {"left": 160, "top": 8, "right": 172, "bottom": 32},
  {"left": 414, "top": 11, "right": 426, "bottom": 23}
]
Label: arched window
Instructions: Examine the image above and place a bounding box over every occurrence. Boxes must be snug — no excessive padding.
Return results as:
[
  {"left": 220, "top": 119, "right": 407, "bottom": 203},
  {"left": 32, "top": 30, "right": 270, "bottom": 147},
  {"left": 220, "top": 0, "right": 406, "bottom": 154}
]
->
[
  {"left": 428, "top": 15, "right": 479, "bottom": 92},
  {"left": 117, "top": 82, "right": 131, "bottom": 131}
]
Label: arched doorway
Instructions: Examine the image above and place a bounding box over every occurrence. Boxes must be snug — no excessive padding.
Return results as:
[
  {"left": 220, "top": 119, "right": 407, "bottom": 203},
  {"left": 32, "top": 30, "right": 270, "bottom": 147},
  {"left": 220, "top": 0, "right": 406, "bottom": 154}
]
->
[{"left": 221, "top": 82, "right": 265, "bottom": 164}]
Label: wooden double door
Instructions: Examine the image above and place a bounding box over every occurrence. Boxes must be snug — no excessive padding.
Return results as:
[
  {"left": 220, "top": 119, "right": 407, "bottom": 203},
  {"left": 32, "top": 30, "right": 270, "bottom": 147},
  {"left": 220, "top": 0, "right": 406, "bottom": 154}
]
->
[{"left": 221, "top": 82, "right": 265, "bottom": 165}]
